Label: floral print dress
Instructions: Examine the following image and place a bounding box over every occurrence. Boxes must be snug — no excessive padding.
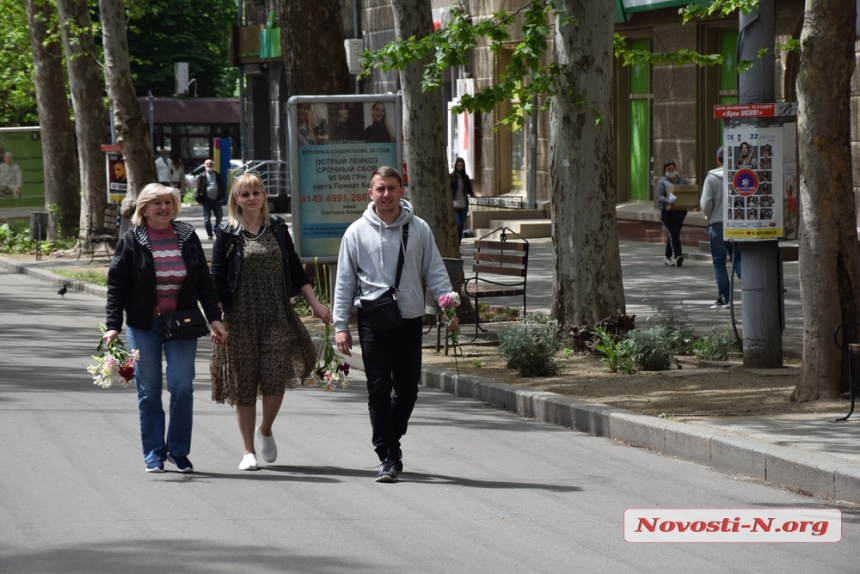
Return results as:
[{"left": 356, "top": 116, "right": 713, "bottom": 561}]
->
[{"left": 211, "top": 229, "right": 316, "bottom": 406}]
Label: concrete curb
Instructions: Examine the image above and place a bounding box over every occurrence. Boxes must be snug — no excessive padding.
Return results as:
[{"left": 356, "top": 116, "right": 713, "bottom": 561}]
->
[
  {"left": 421, "top": 366, "right": 860, "bottom": 505},
  {"left": 0, "top": 256, "right": 108, "bottom": 299}
]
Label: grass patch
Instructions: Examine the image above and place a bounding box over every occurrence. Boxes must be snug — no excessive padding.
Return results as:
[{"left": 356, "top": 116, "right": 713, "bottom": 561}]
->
[{"left": 53, "top": 268, "right": 108, "bottom": 287}]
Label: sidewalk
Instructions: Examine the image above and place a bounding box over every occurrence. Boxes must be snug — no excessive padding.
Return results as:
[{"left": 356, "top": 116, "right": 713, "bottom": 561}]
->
[{"left": 2, "top": 207, "right": 859, "bottom": 505}]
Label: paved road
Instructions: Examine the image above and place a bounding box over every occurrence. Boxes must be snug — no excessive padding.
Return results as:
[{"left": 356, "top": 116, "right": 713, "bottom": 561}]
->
[{"left": 1, "top": 267, "right": 858, "bottom": 573}]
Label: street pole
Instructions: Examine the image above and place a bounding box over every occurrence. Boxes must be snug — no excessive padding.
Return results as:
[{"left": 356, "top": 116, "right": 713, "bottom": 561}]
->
[{"left": 738, "top": 0, "right": 783, "bottom": 367}]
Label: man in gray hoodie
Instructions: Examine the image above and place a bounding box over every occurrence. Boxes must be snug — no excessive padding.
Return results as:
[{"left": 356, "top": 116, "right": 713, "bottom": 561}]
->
[
  {"left": 700, "top": 147, "right": 742, "bottom": 309},
  {"left": 334, "top": 166, "right": 459, "bottom": 482}
]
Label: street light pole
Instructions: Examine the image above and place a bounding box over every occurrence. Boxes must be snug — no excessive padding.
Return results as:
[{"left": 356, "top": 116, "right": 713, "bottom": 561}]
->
[{"left": 738, "top": 0, "right": 783, "bottom": 367}]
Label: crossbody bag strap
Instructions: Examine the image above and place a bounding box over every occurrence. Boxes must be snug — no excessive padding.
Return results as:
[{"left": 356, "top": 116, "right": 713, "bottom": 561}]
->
[{"left": 393, "top": 223, "right": 409, "bottom": 290}]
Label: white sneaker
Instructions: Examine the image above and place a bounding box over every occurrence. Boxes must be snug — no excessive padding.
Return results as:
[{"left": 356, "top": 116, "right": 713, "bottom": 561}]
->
[
  {"left": 239, "top": 452, "right": 259, "bottom": 471},
  {"left": 664, "top": 258, "right": 675, "bottom": 266},
  {"left": 256, "top": 425, "right": 278, "bottom": 463}
]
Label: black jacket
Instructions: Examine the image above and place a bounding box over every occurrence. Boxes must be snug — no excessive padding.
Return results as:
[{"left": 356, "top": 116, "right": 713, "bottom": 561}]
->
[
  {"left": 105, "top": 221, "right": 221, "bottom": 332},
  {"left": 195, "top": 171, "right": 226, "bottom": 203},
  {"left": 210, "top": 215, "right": 310, "bottom": 313},
  {"left": 451, "top": 172, "right": 475, "bottom": 212}
]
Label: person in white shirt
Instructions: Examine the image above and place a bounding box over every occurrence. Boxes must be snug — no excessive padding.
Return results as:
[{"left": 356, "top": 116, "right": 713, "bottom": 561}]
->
[
  {"left": 155, "top": 148, "right": 172, "bottom": 185},
  {"left": 0, "top": 152, "right": 23, "bottom": 198}
]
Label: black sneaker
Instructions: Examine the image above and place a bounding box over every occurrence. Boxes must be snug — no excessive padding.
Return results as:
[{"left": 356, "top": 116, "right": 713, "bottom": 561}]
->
[
  {"left": 392, "top": 448, "right": 403, "bottom": 473},
  {"left": 709, "top": 297, "right": 729, "bottom": 310},
  {"left": 167, "top": 454, "right": 194, "bottom": 473},
  {"left": 675, "top": 255, "right": 684, "bottom": 267},
  {"left": 376, "top": 458, "right": 399, "bottom": 483}
]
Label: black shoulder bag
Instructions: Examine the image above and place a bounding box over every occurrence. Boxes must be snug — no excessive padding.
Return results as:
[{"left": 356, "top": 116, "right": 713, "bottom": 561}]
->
[{"left": 359, "top": 224, "right": 409, "bottom": 334}]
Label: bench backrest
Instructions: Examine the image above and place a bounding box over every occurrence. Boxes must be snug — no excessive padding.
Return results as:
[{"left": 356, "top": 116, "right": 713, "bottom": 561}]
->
[{"left": 472, "top": 238, "right": 529, "bottom": 280}]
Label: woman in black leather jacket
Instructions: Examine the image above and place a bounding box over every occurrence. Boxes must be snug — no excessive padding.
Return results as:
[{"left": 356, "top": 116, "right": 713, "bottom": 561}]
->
[{"left": 209, "top": 174, "right": 331, "bottom": 471}]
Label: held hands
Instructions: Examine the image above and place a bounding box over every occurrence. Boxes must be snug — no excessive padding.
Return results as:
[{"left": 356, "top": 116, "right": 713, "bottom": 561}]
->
[
  {"left": 311, "top": 301, "right": 332, "bottom": 325},
  {"left": 210, "top": 320, "right": 228, "bottom": 347}
]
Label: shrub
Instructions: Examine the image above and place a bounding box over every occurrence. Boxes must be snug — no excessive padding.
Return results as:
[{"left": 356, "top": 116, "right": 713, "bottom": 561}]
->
[
  {"left": 693, "top": 325, "right": 737, "bottom": 361},
  {"left": 626, "top": 327, "right": 673, "bottom": 371},
  {"left": 592, "top": 326, "right": 634, "bottom": 374},
  {"left": 645, "top": 297, "right": 695, "bottom": 354},
  {"left": 498, "top": 313, "right": 562, "bottom": 377}
]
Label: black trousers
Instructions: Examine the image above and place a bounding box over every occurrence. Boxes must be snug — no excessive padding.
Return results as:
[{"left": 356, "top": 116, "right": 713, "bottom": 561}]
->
[
  {"left": 357, "top": 314, "right": 424, "bottom": 461},
  {"left": 661, "top": 210, "right": 686, "bottom": 259}
]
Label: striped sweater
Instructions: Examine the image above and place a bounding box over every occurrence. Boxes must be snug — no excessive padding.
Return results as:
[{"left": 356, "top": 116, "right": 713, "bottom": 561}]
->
[{"left": 147, "top": 225, "right": 187, "bottom": 314}]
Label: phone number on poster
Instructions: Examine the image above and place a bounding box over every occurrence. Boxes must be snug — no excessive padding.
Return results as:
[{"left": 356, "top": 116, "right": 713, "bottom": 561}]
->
[{"left": 302, "top": 193, "right": 366, "bottom": 203}]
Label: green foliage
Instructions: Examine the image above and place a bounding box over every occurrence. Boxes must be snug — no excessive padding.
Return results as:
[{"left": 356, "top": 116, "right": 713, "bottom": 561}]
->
[
  {"left": 106, "top": 0, "right": 238, "bottom": 97},
  {"left": 471, "top": 359, "right": 486, "bottom": 368},
  {"left": 0, "top": 223, "right": 74, "bottom": 255},
  {"left": 183, "top": 189, "right": 197, "bottom": 204},
  {"left": 626, "top": 328, "right": 674, "bottom": 372},
  {"left": 54, "top": 268, "right": 108, "bottom": 287},
  {"left": 592, "top": 326, "right": 634, "bottom": 374},
  {"left": 498, "top": 313, "right": 562, "bottom": 377},
  {"left": 645, "top": 297, "right": 695, "bottom": 355},
  {"left": 680, "top": 0, "right": 760, "bottom": 23},
  {"left": 0, "top": 1, "right": 38, "bottom": 125},
  {"left": 692, "top": 325, "right": 737, "bottom": 361},
  {"left": 362, "top": 1, "right": 569, "bottom": 128}
]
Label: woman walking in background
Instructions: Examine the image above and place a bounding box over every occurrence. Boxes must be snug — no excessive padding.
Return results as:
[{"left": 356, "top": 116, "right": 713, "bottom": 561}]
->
[
  {"left": 450, "top": 157, "right": 475, "bottom": 244},
  {"left": 210, "top": 173, "right": 332, "bottom": 471}
]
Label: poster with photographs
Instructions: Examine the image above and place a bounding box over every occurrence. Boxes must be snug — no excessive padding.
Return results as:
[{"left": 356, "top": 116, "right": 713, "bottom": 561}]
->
[
  {"left": 722, "top": 124, "right": 784, "bottom": 241},
  {"left": 289, "top": 95, "right": 402, "bottom": 262}
]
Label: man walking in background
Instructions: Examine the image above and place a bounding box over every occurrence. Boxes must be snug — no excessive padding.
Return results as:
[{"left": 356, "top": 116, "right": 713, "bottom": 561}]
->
[
  {"left": 155, "top": 148, "right": 172, "bottom": 186},
  {"left": 700, "top": 147, "right": 741, "bottom": 309},
  {"left": 195, "top": 159, "right": 226, "bottom": 239}
]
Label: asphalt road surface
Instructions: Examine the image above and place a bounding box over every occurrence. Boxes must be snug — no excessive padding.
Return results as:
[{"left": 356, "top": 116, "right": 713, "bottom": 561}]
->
[{"left": 0, "top": 269, "right": 857, "bottom": 574}]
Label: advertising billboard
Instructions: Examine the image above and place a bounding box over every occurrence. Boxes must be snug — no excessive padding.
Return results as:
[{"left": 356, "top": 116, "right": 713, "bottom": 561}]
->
[
  {"left": 288, "top": 94, "right": 402, "bottom": 262},
  {"left": 0, "top": 127, "right": 44, "bottom": 209}
]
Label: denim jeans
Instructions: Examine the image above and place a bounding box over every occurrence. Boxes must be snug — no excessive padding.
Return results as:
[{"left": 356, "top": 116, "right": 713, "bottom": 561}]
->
[
  {"left": 357, "top": 314, "right": 424, "bottom": 461},
  {"left": 202, "top": 198, "right": 223, "bottom": 238},
  {"left": 708, "top": 222, "right": 742, "bottom": 302},
  {"left": 127, "top": 317, "right": 198, "bottom": 464},
  {"left": 454, "top": 208, "right": 468, "bottom": 243}
]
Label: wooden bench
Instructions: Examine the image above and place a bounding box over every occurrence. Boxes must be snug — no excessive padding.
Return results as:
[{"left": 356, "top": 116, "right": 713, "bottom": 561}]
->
[
  {"left": 78, "top": 203, "right": 120, "bottom": 264},
  {"left": 464, "top": 227, "right": 529, "bottom": 340}
]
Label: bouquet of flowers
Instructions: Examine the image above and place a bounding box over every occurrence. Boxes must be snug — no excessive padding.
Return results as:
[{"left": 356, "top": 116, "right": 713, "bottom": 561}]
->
[
  {"left": 87, "top": 324, "right": 138, "bottom": 388},
  {"left": 304, "top": 323, "right": 350, "bottom": 392},
  {"left": 438, "top": 291, "right": 463, "bottom": 372}
]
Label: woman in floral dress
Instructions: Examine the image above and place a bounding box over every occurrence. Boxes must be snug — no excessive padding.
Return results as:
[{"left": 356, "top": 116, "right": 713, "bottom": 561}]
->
[{"left": 210, "top": 174, "right": 331, "bottom": 471}]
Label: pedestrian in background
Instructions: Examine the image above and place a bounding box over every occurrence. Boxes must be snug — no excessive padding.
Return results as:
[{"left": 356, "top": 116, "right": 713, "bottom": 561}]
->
[
  {"left": 333, "top": 166, "right": 458, "bottom": 483},
  {"left": 171, "top": 155, "right": 186, "bottom": 194},
  {"left": 195, "top": 159, "right": 226, "bottom": 240},
  {"left": 450, "top": 157, "right": 475, "bottom": 244},
  {"left": 656, "top": 160, "right": 688, "bottom": 267},
  {"left": 700, "top": 147, "right": 742, "bottom": 309},
  {"left": 210, "top": 173, "right": 331, "bottom": 471},
  {"left": 155, "top": 148, "right": 172, "bottom": 186},
  {"left": 103, "top": 183, "right": 226, "bottom": 473}
]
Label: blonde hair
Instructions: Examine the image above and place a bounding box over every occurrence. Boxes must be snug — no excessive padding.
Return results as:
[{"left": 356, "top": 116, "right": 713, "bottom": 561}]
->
[
  {"left": 227, "top": 173, "right": 271, "bottom": 230},
  {"left": 132, "top": 183, "right": 181, "bottom": 226}
]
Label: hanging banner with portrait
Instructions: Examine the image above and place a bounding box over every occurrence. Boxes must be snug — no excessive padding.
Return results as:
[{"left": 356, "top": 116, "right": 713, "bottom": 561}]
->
[
  {"left": 717, "top": 103, "right": 798, "bottom": 242},
  {"left": 288, "top": 94, "right": 402, "bottom": 263},
  {"left": 102, "top": 144, "right": 127, "bottom": 203}
]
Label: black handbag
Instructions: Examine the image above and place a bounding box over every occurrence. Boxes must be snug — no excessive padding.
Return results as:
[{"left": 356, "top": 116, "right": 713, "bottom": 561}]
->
[
  {"left": 158, "top": 307, "right": 209, "bottom": 341},
  {"left": 359, "top": 224, "right": 408, "bottom": 334}
]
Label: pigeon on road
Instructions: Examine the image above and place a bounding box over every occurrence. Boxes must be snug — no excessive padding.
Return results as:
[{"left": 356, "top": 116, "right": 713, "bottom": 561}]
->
[{"left": 57, "top": 284, "right": 68, "bottom": 297}]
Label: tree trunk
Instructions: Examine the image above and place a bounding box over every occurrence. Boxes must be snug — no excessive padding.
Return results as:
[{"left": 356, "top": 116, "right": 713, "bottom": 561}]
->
[
  {"left": 26, "top": 0, "right": 79, "bottom": 240},
  {"left": 389, "top": 0, "right": 459, "bottom": 260},
  {"left": 792, "top": 0, "right": 860, "bottom": 401},
  {"left": 99, "top": 0, "right": 156, "bottom": 219},
  {"left": 549, "top": 1, "right": 625, "bottom": 327},
  {"left": 57, "top": 0, "right": 107, "bottom": 242},
  {"left": 279, "top": 0, "right": 351, "bottom": 95}
]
